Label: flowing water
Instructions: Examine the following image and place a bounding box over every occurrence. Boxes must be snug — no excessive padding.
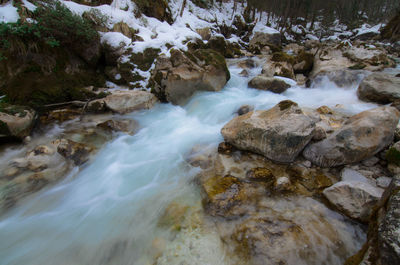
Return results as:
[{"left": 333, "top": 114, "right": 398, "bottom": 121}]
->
[{"left": 0, "top": 59, "right": 379, "bottom": 265}]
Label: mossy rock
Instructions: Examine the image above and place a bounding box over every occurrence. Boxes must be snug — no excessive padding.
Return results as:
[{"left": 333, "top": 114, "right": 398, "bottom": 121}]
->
[
  {"left": 130, "top": 48, "right": 161, "bottom": 71},
  {"left": 386, "top": 145, "right": 400, "bottom": 166},
  {"left": 272, "top": 52, "right": 295, "bottom": 64},
  {"left": 192, "top": 49, "right": 230, "bottom": 81},
  {"left": 294, "top": 51, "right": 314, "bottom": 75}
]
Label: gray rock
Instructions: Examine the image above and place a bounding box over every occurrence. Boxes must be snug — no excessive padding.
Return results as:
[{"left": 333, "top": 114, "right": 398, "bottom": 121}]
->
[
  {"left": 56, "top": 139, "right": 95, "bottom": 166},
  {"left": 323, "top": 170, "right": 384, "bottom": 222},
  {"left": 377, "top": 176, "right": 392, "bottom": 188},
  {"left": 379, "top": 175, "right": 400, "bottom": 264},
  {"left": 249, "top": 31, "right": 281, "bottom": 50},
  {"left": 88, "top": 90, "right": 158, "bottom": 114},
  {"left": 149, "top": 49, "right": 230, "bottom": 105},
  {"left": 221, "top": 100, "right": 315, "bottom": 163},
  {"left": 358, "top": 73, "right": 400, "bottom": 104},
  {"left": 303, "top": 106, "right": 400, "bottom": 167},
  {"left": 0, "top": 105, "right": 36, "bottom": 139},
  {"left": 248, "top": 76, "right": 290, "bottom": 94},
  {"left": 237, "top": 105, "right": 254, "bottom": 116}
]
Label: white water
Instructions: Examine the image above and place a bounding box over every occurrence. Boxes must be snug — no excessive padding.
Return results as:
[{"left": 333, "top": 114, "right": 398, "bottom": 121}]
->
[{"left": 0, "top": 61, "right": 378, "bottom": 265}]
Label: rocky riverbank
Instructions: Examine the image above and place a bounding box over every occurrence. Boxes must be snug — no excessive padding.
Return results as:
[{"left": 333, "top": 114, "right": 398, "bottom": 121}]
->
[{"left": 1, "top": 0, "right": 400, "bottom": 264}]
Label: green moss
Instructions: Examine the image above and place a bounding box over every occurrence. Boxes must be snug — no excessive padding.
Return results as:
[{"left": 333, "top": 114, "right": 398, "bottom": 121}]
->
[
  {"left": 130, "top": 48, "right": 161, "bottom": 71},
  {"left": 0, "top": 102, "right": 28, "bottom": 117},
  {"left": 271, "top": 52, "right": 295, "bottom": 64},
  {"left": 386, "top": 146, "right": 400, "bottom": 165},
  {"left": 349, "top": 63, "right": 367, "bottom": 70},
  {"left": 192, "top": 49, "right": 230, "bottom": 80},
  {"left": 0, "top": 120, "right": 10, "bottom": 135},
  {"left": 278, "top": 100, "right": 297, "bottom": 111}
]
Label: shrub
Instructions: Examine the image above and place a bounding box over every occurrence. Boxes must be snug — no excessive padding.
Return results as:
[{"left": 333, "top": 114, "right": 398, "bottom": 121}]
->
[{"left": 0, "top": 0, "right": 98, "bottom": 60}]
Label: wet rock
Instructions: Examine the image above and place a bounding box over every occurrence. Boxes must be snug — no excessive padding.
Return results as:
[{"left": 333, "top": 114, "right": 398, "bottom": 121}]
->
[
  {"left": 221, "top": 100, "right": 315, "bottom": 163},
  {"left": 236, "top": 58, "right": 257, "bottom": 69},
  {"left": 304, "top": 106, "right": 400, "bottom": 167},
  {"left": 311, "top": 69, "right": 366, "bottom": 88},
  {"left": 262, "top": 60, "right": 295, "bottom": 79},
  {"left": 56, "top": 139, "right": 95, "bottom": 166},
  {"left": 323, "top": 169, "right": 384, "bottom": 222},
  {"left": 40, "top": 109, "right": 81, "bottom": 125},
  {"left": 97, "top": 119, "right": 137, "bottom": 135},
  {"left": 246, "top": 167, "right": 274, "bottom": 181},
  {"left": 217, "top": 142, "right": 236, "bottom": 155},
  {"left": 88, "top": 90, "right": 158, "bottom": 114},
  {"left": 358, "top": 73, "right": 400, "bottom": 104},
  {"left": 227, "top": 197, "right": 363, "bottom": 265},
  {"left": 0, "top": 105, "right": 36, "bottom": 139},
  {"left": 248, "top": 76, "right": 290, "bottom": 93},
  {"left": 237, "top": 105, "right": 254, "bottom": 116},
  {"left": 149, "top": 49, "right": 230, "bottom": 105},
  {"left": 239, "top": 69, "right": 249, "bottom": 77}
]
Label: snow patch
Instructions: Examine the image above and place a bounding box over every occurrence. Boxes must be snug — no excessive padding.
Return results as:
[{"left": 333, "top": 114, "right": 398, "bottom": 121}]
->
[
  {"left": 22, "top": 0, "right": 36, "bottom": 12},
  {"left": 0, "top": 1, "right": 19, "bottom": 23},
  {"left": 100, "top": 32, "right": 131, "bottom": 48}
]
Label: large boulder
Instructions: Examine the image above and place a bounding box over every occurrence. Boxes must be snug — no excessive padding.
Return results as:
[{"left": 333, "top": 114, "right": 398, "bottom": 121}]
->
[
  {"left": 249, "top": 29, "right": 281, "bottom": 53},
  {"left": 323, "top": 168, "right": 384, "bottom": 222},
  {"left": 303, "top": 106, "right": 400, "bottom": 167},
  {"left": 87, "top": 90, "right": 159, "bottom": 114},
  {"left": 248, "top": 76, "right": 290, "bottom": 93},
  {"left": 221, "top": 100, "right": 315, "bottom": 163},
  {"left": 358, "top": 73, "right": 400, "bottom": 104},
  {"left": 0, "top": 104, "right": 36, "bottom": 139},
  {"left": 345, "top": 175, "right": 400, "bottom": 265},
  {"left": 149, "top": 49, "right": 230, "bottom": 105}
]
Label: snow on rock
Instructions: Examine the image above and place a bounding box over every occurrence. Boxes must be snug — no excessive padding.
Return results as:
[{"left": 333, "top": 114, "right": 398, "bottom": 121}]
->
[
  {"left": 252, "top": 21, "right": 280, "bottom": 38},
  {"left": 355, "top": 23, "right": 384, "bottom": 37},
  {"left": 100, "top": 32, "right": 131, "bottom": 48},
  {"left": 22, "top": 0, "right": 36, "bottom": 12},
  {"left": 0, "top": 1, "right": 19, "bottom": 23}
]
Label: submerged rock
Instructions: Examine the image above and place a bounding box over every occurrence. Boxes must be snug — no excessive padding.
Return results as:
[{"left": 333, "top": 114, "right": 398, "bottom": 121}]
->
[
  {"left": 221, "top": 100, "right": 315, "bottom": 163},
  {"left": 97, "top": 119, "right": 137, "bottom": 135},
  {"left": 248, "top": 76, "right": 290, "bottom": 93},
  {"left": 56, "top": 139, "right": 95, "bottom": 166},
  {"left": 358, "top": 73, "right": 400, "bottom": 104},
  {"left": 0, "top": 105, "right": 36, "bottom": 139},
  {"left": 149, "top": 49, "right": 230, "bottom": 105},
  {"left": 237, "top": 105, "right": 254, "bottom": 116},
  {"left": 304, "top": 106, "right": 400, "bottom": 167}
]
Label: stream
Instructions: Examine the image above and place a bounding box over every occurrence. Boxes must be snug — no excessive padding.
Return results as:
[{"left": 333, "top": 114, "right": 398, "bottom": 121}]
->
[{"left": 0, "top": 59, "right": 379, "bottom": 265}]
